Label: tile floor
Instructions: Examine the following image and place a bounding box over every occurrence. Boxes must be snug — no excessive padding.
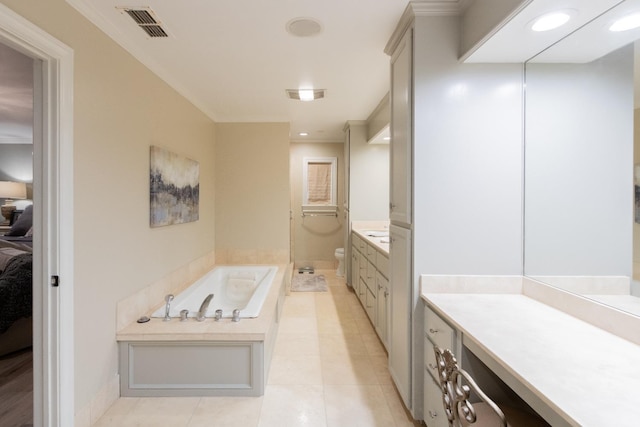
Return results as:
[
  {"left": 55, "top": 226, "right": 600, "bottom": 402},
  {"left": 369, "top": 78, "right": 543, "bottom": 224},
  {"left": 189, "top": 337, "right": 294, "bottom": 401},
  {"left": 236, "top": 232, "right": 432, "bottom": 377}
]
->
[{"left": 93, "top": 270, "right": 422, "bottom": 427}]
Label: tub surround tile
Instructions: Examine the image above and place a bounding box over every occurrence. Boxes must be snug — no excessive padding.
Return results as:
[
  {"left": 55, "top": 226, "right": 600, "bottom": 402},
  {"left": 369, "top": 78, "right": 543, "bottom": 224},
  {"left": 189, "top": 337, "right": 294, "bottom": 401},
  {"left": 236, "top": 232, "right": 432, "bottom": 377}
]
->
[{"left": 116, "top": 250, "right": 216, "bottom": 331}]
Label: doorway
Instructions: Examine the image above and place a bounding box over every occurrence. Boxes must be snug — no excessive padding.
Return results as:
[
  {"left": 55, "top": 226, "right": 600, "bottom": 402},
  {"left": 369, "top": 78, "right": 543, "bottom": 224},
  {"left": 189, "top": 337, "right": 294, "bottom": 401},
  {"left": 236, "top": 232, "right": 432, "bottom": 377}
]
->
[
  {"left": 289, "top": 142, "right": 345, "bottom": 270},
  {"left": 0, "top": 4, "right": 74, "bottom": 426}
]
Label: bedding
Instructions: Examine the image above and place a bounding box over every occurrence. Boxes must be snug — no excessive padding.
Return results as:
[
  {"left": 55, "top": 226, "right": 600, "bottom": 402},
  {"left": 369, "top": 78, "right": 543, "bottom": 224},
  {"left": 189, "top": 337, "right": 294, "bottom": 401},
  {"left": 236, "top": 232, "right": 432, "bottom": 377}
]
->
[
  {"left": 0, "top": 236, "right": 33, "bottom": 356},
  {"left": 0, "top": 252, "right": 32, "bottom": 334}
]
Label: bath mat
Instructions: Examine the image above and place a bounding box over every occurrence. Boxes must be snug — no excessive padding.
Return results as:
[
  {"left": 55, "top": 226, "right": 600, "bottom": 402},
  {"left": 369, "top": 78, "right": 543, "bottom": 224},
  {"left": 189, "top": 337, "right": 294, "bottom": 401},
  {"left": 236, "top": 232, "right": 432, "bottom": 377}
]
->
[{"left": 291, "top": 274, "right": 328, "bottom": 292}]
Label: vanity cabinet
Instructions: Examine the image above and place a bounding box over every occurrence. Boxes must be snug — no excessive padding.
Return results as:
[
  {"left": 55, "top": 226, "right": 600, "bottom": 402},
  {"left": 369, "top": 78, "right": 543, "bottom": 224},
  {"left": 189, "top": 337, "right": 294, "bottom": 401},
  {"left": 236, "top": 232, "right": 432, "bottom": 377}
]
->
[
  {"left": 351, "top": 231, "right": 390, "bottom": 349},
  {"left": 389, "top": 28, "right": 412, "bottom": 227},
  {"left": 423, "top": 305, "right": 457, "bottom": 427}
]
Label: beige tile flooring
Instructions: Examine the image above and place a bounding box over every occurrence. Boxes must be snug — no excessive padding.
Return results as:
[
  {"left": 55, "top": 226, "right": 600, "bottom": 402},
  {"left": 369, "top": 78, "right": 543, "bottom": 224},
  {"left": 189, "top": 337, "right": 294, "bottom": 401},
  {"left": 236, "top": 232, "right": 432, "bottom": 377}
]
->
[{"left": 94, "top": 270, "right": 421, "bottom": 427}]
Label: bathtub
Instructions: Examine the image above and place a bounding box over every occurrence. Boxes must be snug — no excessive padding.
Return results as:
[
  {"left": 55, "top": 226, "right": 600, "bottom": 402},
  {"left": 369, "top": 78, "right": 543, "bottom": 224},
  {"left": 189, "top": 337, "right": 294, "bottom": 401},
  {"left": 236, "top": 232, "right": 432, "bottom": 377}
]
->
[
  {"left": 118, "top": 263, "right": 290, "bottom": 397},
  {"left": 151, "top": 265, "right": 277, "bottom": 319}
]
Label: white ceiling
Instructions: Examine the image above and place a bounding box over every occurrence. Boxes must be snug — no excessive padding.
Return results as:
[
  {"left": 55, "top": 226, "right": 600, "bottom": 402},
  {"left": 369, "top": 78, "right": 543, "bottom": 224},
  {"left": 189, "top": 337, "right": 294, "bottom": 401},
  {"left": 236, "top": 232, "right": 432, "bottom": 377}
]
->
[{"left": 65, "top": 0, "right": 428, "bottom": 143}]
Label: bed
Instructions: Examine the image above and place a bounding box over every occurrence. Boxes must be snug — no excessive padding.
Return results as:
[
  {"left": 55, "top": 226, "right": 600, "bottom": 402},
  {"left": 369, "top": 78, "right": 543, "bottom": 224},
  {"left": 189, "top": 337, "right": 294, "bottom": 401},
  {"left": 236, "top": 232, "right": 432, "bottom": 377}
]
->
[{"left": 0, "top": 204, "right": 33, "bottom": 356}]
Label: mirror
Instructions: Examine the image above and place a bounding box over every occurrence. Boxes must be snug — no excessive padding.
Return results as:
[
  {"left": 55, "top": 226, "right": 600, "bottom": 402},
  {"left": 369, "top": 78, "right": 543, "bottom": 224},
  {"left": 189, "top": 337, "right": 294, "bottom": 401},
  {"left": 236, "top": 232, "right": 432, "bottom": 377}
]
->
[{"left": 524, "top": 0, "right": 640, "bottom": 316}]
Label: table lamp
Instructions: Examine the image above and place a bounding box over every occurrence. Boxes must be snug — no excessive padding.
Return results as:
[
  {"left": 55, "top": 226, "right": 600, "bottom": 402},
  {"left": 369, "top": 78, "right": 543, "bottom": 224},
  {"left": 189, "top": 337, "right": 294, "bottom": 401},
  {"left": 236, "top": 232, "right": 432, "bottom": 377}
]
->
[{"left": 0, "top": 181, "right": 27, "bottom": 225}]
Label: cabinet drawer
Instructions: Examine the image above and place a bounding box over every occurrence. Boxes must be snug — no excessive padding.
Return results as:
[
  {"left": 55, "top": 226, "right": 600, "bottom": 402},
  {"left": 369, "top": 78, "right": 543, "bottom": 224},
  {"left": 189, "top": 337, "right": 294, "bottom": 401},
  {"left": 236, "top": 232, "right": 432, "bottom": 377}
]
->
[
  {"left": 424, "top": 339, "right": 439, "bottom": 382},
  {"left": 366, "top": 261, "right": 376, "bottom": 291},
  {"left": 352, "top": 234, "right": 361, "bottom": 249},
  {"left": 366, "top": 244, "right": 377, "bottom": 260},
  {"left": 365, "top": 286, "right": 376, "bottom": 322},
  {"left": 425, "top": 307, "right": 455, "bottom": 350},
  {"left": 424, "top": 371, "right": 448, "bottom": 427},
  {"left": 376, "top": 252, "right": 389, "bottom": 278}
]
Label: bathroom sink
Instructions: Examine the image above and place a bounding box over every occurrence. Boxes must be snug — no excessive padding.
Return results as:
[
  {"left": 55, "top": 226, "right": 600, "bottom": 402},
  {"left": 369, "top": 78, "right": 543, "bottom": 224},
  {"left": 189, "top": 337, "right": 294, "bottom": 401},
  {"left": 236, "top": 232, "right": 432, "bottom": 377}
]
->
[{"left": 364, "top": 230, "right": 388, "bottom": 237}]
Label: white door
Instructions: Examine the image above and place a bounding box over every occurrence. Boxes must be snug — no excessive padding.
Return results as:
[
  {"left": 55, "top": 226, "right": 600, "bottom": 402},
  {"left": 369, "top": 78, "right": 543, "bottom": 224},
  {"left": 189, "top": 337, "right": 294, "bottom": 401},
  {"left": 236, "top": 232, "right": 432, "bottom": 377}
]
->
[{"left": 0, "top": 6, "right": 75, "bottom": 426}]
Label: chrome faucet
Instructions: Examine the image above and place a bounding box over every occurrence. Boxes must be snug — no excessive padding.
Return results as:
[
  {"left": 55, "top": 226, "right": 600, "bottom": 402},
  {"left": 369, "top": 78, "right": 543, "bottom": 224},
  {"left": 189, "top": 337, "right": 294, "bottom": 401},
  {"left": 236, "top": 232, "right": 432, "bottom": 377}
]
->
[
  {"left": 196, "top": 293, "right": 214, "bottom": 322},
  {"left": 163, "top": 294, "right": 174, "bottom": 321}
]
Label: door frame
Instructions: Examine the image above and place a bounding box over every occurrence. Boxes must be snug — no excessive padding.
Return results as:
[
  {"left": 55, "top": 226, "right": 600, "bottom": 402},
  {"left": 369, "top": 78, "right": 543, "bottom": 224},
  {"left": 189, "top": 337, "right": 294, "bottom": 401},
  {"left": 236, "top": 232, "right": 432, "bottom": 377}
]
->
[{"left": 0, "top": 5, "right": 74, "bottom": 426}]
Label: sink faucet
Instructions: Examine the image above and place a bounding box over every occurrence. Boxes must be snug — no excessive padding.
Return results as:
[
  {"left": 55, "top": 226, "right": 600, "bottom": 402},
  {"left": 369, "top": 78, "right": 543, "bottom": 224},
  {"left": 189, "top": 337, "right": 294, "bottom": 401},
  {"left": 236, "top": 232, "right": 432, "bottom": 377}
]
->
[
  {"left": 163, "top": 294, "right": 174, "bottom": 321},
  {"left": 197, "top": 294, "right": 214, "bottom": 322}
]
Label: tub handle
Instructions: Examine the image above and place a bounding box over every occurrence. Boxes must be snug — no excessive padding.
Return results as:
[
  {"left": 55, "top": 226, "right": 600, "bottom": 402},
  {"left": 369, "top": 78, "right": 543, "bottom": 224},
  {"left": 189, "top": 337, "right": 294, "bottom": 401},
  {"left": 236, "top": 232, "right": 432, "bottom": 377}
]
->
[
  {"left": 215, "top": 309, "right": 223, "bottom": 321},
  {"left": 232, "top": 309, "right": 240, "bottom": 322},
  {"left": 180, "top": 309, "right": 189, "bottom": 321}
]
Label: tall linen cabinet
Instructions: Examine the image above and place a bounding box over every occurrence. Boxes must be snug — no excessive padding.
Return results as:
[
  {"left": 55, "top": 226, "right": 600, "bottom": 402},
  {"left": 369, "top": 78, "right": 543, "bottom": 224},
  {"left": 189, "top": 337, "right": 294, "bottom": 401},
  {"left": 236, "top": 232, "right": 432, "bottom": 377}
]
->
[{"left": 384, "top": 4, "right": 525, "bottom": 421}]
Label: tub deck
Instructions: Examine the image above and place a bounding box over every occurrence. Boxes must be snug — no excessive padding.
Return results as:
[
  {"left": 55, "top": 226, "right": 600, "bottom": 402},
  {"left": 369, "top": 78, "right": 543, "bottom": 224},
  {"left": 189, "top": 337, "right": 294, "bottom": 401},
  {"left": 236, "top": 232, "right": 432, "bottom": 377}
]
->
[{"left": 117, "top": 263, "right": 290, "bottom": 397}]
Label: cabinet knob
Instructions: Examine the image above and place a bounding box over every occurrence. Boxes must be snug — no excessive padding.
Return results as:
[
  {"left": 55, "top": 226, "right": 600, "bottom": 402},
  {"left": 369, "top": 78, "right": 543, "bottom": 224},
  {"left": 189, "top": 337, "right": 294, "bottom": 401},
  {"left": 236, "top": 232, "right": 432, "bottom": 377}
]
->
[
  {"left": 428, "top": 363, "right": 437, "bottom": 371},
  {"left": 429, "top": 410, "right": 438, "bottom": 419},
  {"left": 384, "top": 291, "right": 389, "bottom": 297}
]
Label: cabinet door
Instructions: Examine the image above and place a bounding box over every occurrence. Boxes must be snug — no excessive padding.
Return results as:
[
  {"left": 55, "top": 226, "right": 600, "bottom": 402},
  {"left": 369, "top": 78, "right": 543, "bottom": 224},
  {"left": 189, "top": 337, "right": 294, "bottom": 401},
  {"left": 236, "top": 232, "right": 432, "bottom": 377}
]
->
[
  {"left": 376, "top": 272, "right": 389, "bottom": 349},
  {"left": 389, "top": 224, "right": 412, "bottom": 408},
  {"left": 389, "top": 29, "right": 412, "bottom": 226},
  {"left": 350, "top": 245, "right": 359, "bottom": 290}
]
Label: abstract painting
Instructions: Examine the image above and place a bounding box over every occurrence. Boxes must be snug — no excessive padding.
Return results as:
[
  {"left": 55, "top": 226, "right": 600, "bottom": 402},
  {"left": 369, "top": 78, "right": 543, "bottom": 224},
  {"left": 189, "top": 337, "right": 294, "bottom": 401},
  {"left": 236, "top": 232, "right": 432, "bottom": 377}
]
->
[{"left": 150, "top": 146, "right": 199, "bottom": 227}]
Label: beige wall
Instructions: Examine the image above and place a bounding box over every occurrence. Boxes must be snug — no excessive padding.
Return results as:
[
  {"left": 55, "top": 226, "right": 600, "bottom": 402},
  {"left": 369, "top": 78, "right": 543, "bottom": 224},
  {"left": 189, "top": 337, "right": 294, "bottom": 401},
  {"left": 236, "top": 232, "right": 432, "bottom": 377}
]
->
[
  {"left": 0, "top": 0, "right": 216, "bottom": 416},
  {"left": 214, "top": 123, "right": 290, "bottom": 263},
  {"left": 290, "top": 142, "right": 345, "bottom": 268}
]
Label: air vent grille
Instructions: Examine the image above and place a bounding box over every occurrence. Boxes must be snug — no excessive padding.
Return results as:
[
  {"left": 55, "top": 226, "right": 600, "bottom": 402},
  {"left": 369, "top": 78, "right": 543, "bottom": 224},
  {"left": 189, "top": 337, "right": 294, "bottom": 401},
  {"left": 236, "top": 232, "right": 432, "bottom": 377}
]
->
[
  {"left": 121, "top": 7, "right": 169, "bottom": 38},
  {"left": 140, "top": 25, "right": 168, "bottom": 38},
  {"left": 125, "top": 9, "right": 156, "bottom": 25}
]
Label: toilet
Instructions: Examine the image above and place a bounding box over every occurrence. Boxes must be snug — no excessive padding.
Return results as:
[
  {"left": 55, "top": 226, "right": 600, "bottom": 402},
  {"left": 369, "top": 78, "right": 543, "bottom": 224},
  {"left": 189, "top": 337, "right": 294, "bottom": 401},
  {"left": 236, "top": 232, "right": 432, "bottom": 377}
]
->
[{"left": 335, "top": 248, "right": 345, "bottom": 277}]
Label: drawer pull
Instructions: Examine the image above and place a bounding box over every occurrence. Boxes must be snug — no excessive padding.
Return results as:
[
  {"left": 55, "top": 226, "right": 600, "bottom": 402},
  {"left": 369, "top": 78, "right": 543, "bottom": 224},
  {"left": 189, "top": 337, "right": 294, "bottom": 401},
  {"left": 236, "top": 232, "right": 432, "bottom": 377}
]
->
[
  {"left": 428, "top": 363, "right": 437, "bottom": 371},
  {"left": 429, "top": 328, "right": 439, "bottom": 334},
  {"left": 428, "top": 410, "right": 438, "bottom": 419}
]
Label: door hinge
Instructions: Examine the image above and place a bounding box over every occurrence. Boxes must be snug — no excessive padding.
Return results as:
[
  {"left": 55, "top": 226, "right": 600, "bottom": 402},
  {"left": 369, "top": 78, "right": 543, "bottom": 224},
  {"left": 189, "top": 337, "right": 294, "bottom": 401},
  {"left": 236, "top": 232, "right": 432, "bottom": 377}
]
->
[{"left": 51, "top": 275, "right": 59, "bottom": 287}]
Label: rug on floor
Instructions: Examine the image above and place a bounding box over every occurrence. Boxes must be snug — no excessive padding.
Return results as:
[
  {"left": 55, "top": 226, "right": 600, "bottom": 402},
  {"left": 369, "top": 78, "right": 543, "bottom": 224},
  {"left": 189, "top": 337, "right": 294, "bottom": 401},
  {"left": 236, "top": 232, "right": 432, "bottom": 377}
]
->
[{"left": 291, "top": 274, "right": 328, "bottom": 292}]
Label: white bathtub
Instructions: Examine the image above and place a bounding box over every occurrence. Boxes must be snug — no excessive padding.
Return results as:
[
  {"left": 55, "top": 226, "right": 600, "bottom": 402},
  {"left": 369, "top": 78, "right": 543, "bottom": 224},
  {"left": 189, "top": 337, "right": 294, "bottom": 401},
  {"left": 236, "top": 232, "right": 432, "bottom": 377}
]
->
[{"left": 151, "top": 265, "right": 277, "bottom": 319}]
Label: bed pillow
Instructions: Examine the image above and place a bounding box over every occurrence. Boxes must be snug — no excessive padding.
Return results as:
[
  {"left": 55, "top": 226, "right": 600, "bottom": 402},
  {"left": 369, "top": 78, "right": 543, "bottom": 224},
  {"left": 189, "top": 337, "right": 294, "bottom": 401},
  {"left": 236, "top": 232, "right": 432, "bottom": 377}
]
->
[{"left": 6, "top": 204, "right": 33, "bottom": 236}]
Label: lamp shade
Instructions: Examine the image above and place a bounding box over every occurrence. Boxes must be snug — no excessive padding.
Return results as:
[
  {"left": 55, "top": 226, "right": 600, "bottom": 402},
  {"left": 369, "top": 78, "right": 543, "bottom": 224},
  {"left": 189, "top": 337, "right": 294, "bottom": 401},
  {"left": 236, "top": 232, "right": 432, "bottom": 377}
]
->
[{"left": 0, "top": 181, "right": 27, "bottom": 200}]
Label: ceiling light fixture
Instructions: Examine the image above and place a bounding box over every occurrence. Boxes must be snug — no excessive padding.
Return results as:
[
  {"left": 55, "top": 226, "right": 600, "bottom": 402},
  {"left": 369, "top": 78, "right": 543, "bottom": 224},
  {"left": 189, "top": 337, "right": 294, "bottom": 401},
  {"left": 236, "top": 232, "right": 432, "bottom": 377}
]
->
[
  {"left": 299, "top": 132, "right": 309, "bottom": 136},
  {"left": 286, "top": 17, "right": 323, "bottom": 37},
  {"left": 286, "top": 89, "right": 326, "bottom": 101},
  {"left": 530, "top": 10, "right": 574, "bottom": 32},
  {"left": 609, "top": 13, "right": 640, "bottom": 32}
]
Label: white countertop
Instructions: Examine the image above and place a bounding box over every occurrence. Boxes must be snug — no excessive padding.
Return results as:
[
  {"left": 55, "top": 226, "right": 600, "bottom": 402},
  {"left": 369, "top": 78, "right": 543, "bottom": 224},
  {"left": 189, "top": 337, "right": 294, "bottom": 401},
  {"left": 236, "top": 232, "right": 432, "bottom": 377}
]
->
[
  {"left": 352, "top": 227, "right": 390, "bottom": 256},
  {"left": 422, "top": 283, "right": 640, "bottom": 427}
]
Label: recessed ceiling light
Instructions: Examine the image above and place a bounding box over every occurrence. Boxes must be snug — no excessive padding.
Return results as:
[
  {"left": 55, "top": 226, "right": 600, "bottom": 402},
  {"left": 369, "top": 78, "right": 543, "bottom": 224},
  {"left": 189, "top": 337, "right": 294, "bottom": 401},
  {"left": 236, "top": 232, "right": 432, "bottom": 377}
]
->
[
  {"left": 609, "top": 13, "right": 640, "bottom": 32},
  {"left": 530, "top": 10, "right": 574, "bottom": 32},
  {"left": 286, "top": 18, "right": 323, "bottom": 37},
  {"left": 286, "top": 89, "right": 326, "bottom": 101},
  {"left": 299, "top": 132, "right": 309, "bottom": 136}
]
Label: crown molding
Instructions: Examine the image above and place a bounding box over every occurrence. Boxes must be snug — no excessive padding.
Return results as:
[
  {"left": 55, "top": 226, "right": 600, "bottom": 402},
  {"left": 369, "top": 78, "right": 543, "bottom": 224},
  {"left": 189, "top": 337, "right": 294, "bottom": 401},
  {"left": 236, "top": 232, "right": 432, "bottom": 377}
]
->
[{"left": 385, "top": 1, "right": 472, "bottom": 55}]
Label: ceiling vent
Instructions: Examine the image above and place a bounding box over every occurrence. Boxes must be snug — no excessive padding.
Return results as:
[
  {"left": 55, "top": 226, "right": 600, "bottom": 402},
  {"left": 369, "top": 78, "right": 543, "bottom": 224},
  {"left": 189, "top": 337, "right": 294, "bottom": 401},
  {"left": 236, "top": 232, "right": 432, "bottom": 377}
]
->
[
  {"left": 286, "top": 89, "right": 326, "bottom": 101},
  {"left": 121, "top": 7, "right": 168, "bottom": 38}
]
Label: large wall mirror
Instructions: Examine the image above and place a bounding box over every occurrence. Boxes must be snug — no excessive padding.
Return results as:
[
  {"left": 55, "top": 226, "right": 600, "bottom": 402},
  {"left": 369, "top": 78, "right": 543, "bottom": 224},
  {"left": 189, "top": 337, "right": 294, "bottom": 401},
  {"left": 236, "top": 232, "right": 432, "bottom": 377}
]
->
[{"left": 524, "top": 0, "right": 640, "bottom": 316}]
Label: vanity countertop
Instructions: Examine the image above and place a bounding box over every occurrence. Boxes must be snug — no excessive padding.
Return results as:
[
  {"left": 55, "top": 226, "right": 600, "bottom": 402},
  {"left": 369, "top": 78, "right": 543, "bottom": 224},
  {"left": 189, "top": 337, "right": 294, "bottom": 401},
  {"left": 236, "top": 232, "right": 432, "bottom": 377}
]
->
[
  {"left": 421, "top": 278, "right": 640, "bottom": 427},
  {"left": 352, "top": 227, "right": 390, "bottom": 256}
]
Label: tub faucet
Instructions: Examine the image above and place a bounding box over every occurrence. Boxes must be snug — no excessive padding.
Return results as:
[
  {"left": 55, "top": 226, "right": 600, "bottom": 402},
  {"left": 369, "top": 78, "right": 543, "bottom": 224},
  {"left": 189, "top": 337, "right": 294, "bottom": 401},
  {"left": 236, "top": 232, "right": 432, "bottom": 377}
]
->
[
  {"left": 163, "top": 294, "right": 174, "bottom": 321},
  {"left": 232, "top": 309, "right": 240, "bottom": 322},
  {"left": 197, "top": 293, "right": 214, "bottom": 322}
]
